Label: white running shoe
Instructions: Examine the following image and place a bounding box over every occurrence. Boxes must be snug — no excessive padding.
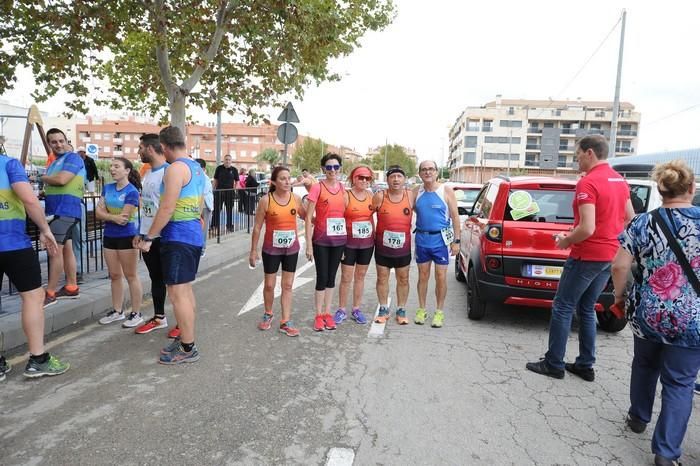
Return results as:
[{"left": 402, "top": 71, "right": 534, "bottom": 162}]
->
[
  {"left": 122, "top": 312, "right": 144, "bottom": 328},
  {"left": 99, "top": 310, "right": 125, "bottom": 325}
]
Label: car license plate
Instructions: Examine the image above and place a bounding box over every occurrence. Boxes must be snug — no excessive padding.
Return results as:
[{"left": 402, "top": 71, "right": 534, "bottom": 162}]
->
[{"left": 525, "top": 264, "right": 562, "bottom": 279}]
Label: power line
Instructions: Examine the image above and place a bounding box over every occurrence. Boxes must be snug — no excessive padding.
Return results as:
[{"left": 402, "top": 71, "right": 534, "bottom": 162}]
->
[{"left": 645, "top": 103, "right": 700, "bottom": 126}]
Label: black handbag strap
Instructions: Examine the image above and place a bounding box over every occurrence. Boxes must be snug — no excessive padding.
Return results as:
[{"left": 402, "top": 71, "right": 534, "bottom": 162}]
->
[{"left": 651, "top": 208, "right": 700, "bottom": 296}]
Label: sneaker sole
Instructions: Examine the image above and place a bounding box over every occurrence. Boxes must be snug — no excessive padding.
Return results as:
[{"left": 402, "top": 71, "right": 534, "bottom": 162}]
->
[
  {"left": 158, "top": 354, "right": 200, "bottom": 365},
  {"left": 279, "top": 329, "right": 300, "bottom": 337},
  {"left": 122, "top": 319, "right": 145, "bottom": 328},
  {"left": 23, "top": 365, "right": 70, "bottom": 379},
  {"left": 43, "top": 300, "right": 57, "bottom": 309},
  {"left": 135, "top": 324, "right": 167, "bottom": 334},
  {"left": 56, "top": 295, "right": 80, "bottom": 300},
  {"left": 99, "top": 316, "right": 125, "bottom": 325}
]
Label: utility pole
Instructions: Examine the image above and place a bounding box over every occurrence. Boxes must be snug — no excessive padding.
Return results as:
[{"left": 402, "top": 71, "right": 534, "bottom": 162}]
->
[
  {"left": 507, "top": 126, "right": 512, "bottom": 177},
  {"left": 609, "top": 9, "right": 626, "bottom": 158},
  {"left": 216, "top": 109, "right": 222, "bottom": 166}
]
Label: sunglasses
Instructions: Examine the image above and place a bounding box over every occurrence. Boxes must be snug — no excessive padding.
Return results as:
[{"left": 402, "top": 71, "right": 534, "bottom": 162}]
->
[
  {"left": 324, "top": 164, "right": 341, "bottom": 171},
  {"left": 356, "top": 176, "right": 372, "bottom": 181}
]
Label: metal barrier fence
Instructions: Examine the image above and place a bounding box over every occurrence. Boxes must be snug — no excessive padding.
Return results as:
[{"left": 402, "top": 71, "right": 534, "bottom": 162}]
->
[{"left": 1, "top": 186, "right": 265, "bottom": 299}]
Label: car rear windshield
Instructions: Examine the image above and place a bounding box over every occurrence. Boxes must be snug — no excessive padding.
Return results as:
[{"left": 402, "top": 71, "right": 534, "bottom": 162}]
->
[
  {"left": 504, "top": 189, "right": 575, "bottom": 224},
  {"left": 454, "top": 189, "right": 480, "bottom": 204}
]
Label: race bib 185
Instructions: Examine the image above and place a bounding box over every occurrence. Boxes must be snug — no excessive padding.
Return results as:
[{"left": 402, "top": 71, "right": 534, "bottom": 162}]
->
[{"left": 352, "top": 221, "right": 372, "bottom": 239}]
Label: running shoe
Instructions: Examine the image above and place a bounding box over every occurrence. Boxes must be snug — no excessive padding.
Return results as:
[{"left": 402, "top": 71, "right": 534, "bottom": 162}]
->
[
  {"left": 334, "top": 308, "right": 347, "bottom": 324},
  {"left": 122, "top": 312, "right": 144, "bottom": 328},
  {"left": 396, "top": 308, "right": 409, "bottom": 325},
  {"left": 0, "top": 356, "right": 10, "bottom": 382},
  {"left": 313, "top": 314, "right": 325, "bottom": 332},
  {"left": 322, "top": 313, "right": 336, "bottom": 330},
  {"left": 431, "top": 310, "right": 444, "bottom": 328},
  {"left": 99, "top": 309, "right": 125, "bottom": 325},
  {"left": 351, "top": 308, "right": 367, "bottom": 325},
  {"left": 167, "top": 326, "right": 181, "bottom": 339},
  {"left": 161, "top": 337, "right": 181, "bottom": 355},
  {"left": 24, "top": 355, "right": 70, "bottom": 378},
  {"left": 374, "top": 306, "right": 390, "bottom": 324},
  {"left": 158, "top": 343, "right": 200, "bottom": 365},
  {"left": 258, "top": 312, "right": 274, "bottom": 331},
  {"left": 414, "top": 308, "right": 427, "bottom": 325},
  {"left": 55, "top": 286, "right": 80, "bottom": 300},
  {"left": 279, "top": 321, "right": 300, "bottom": 337},
  {"left": 135, "top": 316, "right": 168, "bottom": 334},
  {"left": 43, "top": 293, "right": 57, "bottom": 308}
]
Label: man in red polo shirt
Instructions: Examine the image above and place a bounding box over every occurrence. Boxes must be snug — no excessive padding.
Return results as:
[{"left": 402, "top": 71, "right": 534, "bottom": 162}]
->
[{"left": 527, "top": 134, "right": 635, "bottom": 381}]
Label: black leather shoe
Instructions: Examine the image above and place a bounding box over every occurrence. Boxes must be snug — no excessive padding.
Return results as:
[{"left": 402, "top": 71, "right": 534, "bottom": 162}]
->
[
  {"left": 526, "top": 359, "right": 564, "bottom": 379},
  {"left": 654, "top": 454, "right": 682, "bottom": 466},
  {"left": 565, "top": 363, "right": 595, "bottom": 382},
  {"left": 626, "top": 414, "right": 647, "bottom": 433}
]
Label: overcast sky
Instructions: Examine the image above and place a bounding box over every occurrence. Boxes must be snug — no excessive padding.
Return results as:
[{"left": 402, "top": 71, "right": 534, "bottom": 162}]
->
[{"left": 4, "top": 1, "right": 699, "bottom": 162}]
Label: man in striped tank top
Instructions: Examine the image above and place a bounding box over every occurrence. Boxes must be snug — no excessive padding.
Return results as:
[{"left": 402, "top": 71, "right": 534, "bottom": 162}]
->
[
  {"left": 138, "top": 126, "right": 206, "bottom": 365},
  {"left": 372, "top": 165, "right": 416, "bottom": 325}
]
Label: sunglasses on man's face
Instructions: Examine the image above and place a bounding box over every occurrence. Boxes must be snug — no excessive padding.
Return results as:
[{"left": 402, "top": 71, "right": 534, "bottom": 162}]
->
[
  {"left": 325, "top": 164, "right": 341, "bottom": 171},
  {"left": 356, "top": 176, "right": 372, "bottom": 181}
]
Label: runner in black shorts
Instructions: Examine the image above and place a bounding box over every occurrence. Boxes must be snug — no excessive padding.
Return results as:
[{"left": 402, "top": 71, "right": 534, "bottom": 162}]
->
[
  {"left": 250, "top": 166, "right": 306, "bottom": 337},
  {"left": 334, "top": 165, "right": 375, "bottom": 325},
  {"left": 0, "top": 153, "right": 69, "bottom": 380}
]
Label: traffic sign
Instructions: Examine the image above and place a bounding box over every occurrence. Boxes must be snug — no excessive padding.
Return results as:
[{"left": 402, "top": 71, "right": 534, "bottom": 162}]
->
[
  {"left": 277, "top": 123, "right": 298, "bottom": 145},
  {"left": 277, "top": 102, "right": 300, "bottom": 123},
  {"left": 86, "top": 143, "right": 99, "bottom": 159}
]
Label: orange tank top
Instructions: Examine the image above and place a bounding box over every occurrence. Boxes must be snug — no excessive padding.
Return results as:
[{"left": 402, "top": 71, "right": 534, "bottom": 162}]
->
[
  {"left": 262, "top": 192, "right": 300, "bottom": 255},
  {"left": 345, "top": 189, "right": 374, "bottom": 249},
  {"left": 375, "top": 190, "right": 412, "bottom": 257}
]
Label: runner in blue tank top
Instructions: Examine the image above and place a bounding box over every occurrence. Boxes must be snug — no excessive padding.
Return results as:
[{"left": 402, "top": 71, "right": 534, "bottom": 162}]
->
[
  {"left": 0, "top": 154, "right": 69, "bottom": 380},
  {"left": 412, "top": 160, "right": 461, "bottom": 328},
  {"left": 137, "top": 126, "right": 205, "bottom": 365}
]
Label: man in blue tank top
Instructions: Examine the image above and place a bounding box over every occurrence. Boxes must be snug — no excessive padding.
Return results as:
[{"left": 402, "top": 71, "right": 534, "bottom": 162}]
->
[
  {"left": 412, "top": 160, "right": 461, "bottom": 328},
  {"left": 137, "top": 126, "right": 205, "bottom": 365}
]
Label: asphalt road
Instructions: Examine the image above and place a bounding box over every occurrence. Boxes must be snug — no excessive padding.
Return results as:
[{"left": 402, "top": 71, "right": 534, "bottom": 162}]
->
[{"left": 1, "top": 256, "right": 699, "bottom": 466}]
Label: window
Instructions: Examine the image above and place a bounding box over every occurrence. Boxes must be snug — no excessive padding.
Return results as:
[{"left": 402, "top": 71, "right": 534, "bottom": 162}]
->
[
  {"left": 504, "top": 189, "right": 575, "bottom": 223},
  {"left": 114, "top": 145, "right": 123, "bottom": 152},
  {"left": 462, "top": 152, "right": 476, "bottom": 164},
  {"left": 472, "top": 183, "right": 498, "bottom": 219},
  {"left": 253, "top": 137, "right": 260, "bottom": 144},
  {"left": 241, "top": 137, "right": 248, "bottom": 143},
  {"left": 114, "top": 132, "right": 121, "bottom": 139},
  {"left": 557, "top": 155, "right": 568, "bottom": 167},
  {"left": 229, "top": 136, "right": 237, "bottom": 143},
  {"left": 483, "top": 152, "right": 519, "bottom": 161},
  {"left": 525, "top": 153, "right": 539, "bottom": 166},
  {"left": 124, "top": 147, "right": 131, "bottom": 154},
  {"left": 629, "top": 184, "right": 650, "bottom": 214},
  {"left": 499, "top": 120, "right": 522, "bottom": 128},
  {"left": 94, "top": 133, "right": 102, "bottom": 140},
  {"left": 103, "top": 133, "right": 111, "bottom": 140},
  {"left": 124, "top": 134, "right": 131, "bottom": 141},
  {"left": 103, "top": 146, "right": 110, "bottom": 153},
  {"left": 590, "top": 123, "right": 601, "bottom": 130},
  {"left": 466, "top": 120, "right": 480, "bottom": 131},
  {"left": 485, "top": 136, "right": 520, "bottom": 144},
  {"left": 544, "top": 122, "right": 554, "bottom": 128},
  {"left": 241, "top": 150, "right": 247, "bottom": 157},
  {"left": 464, "top": 136, "right": 477, "bottom": 148},
  {"left": 251, "top": 151, "right": 257, "bottom": 157},
  {"left": 205, "top": 149, "right": 213, "bottom": 154}
]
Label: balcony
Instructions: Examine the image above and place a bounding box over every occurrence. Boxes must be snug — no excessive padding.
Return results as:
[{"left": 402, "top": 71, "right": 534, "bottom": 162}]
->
[
  {"left": 560, "top": 128, "right": 577, "bottom": 134},
  {"left": 587, "top": 129, "right": 605, "bottom": 135},
  {"left": 559, "top": 146, "right": 574, "bottom": 152},
  {"left": 465, "top": 126, "right": 480, "bottom": 132},
  {"left": 527, "top": 127, "right": 542, "bottom": 134},
  {"left": 617, "top": 129, "right": 637, "bottom": 137},
  {"left": 524, "top": 160, "right": 539, "bottom": 167},
  {"left": 481, "top": 126, "right": 493, "bottom": 132},
  {"left": 616, "top": 147, "right": 635, "bottom": 154},
  {"left": 525, "top": 144, "right": 541, "bottom": 150}
]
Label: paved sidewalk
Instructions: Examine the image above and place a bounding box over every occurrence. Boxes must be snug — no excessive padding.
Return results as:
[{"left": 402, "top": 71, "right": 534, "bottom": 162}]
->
[{"left": 0, "top": 233, "right": 252, "bottom": 352}]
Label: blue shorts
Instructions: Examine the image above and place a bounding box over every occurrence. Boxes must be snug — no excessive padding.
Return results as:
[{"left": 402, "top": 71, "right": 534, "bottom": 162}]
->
[
  {"left": 160, "top": 241, "right": 202, "bottom": 285},
  {"left": 415, "top": 244, "right": 449, "bottom": 265}
]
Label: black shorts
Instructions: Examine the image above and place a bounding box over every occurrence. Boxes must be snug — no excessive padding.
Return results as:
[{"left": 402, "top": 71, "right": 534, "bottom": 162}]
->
[
  {"left": 104, "top": 236, "right": 135, "bottom": 250},
  {"left": 49, "top": 216, "right": 79, "bottom": 245},
  {"left": 341, "top": 246, "right": 374, "bottom": 266},
  {"left": 375, "top": 252, "right": 412, "bottom": 269},
  {"left": 0, "top": 248, "right": 42, "bottom": 292},
  {"left": 262, "top": 252, "right": 299, "bottom": 274},
  {"left": 160, "top": 241, "right": 202, "bottom": 285}
]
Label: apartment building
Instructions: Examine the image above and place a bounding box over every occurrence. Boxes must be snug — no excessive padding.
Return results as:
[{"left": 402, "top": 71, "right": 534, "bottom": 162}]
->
[
  {"left": 448, "top": 96, "right": 641, "bottom": 182},
  {"left": 75, "top": 117, "right": 302, "bottom": 170}
]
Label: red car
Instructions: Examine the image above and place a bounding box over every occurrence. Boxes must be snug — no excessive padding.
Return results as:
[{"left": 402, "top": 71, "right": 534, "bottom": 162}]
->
[{"left": 455, "top": 175, "right": 625, "bottom": 332}]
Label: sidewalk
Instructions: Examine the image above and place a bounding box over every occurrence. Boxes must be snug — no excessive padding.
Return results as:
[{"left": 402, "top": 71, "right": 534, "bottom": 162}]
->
[{"left": 0, "top": 233, "right": 252, "bottom": 353}]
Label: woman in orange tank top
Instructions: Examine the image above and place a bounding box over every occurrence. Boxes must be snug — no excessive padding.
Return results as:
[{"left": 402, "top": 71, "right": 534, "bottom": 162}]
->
[
  {"left": 334, "top": 165, "right": 375, "bottom": 325},
  {"left": 250, "top": 166, "right": 306, "bottom": 337}
]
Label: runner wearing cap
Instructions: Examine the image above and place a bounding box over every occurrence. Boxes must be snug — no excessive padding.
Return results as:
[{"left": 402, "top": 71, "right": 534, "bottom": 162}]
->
[
  {"left": 334, "top": 165, "right": 375, "bottom": 325},
  {"left": 372, "top": 165, "right": 415, "bottom": 325},
  {"left": 250, "top": 166, "right": 306, "bottom": 337},
  {"left": 305, "top": 153, "right": 346, "bottom": 332},
  {"left": 412, "top": 160, "right": 461, "bottom": 328}
]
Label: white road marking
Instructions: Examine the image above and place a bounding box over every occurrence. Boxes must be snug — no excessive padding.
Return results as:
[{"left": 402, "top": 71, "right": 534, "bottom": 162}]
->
[
  {"left": 368, "top": 297, "right": 391, "bottom": 338},
  {"left": 325, "top": 447, "right": 355, "bottom": 466},
  {"left": 238, "top": 259, "right": 315, "bottom": 316}
]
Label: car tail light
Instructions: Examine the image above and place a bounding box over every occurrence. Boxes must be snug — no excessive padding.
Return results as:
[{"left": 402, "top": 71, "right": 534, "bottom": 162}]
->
[
  {"left": 486, "top": 257, "right": 501, "bottom": 270},
  {"left": 485, "top": 224, "right": 502, "bottom": 242}
]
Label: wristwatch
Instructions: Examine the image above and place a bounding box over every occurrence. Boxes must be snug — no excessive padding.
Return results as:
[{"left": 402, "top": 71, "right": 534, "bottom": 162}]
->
[{"left": 142, "top": 235, "right": 154, "bottom": 243}]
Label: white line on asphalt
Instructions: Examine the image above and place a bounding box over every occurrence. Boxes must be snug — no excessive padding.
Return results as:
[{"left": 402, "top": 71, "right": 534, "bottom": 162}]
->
[
  {"left": 238, "top": 259, "right": 315, "bottom": 316},
  {"left": 325, "top": 447, "right": 355, "bottom": 466},
  {"left": 368, "top": 297, "right": 391, "bottom": 338}
]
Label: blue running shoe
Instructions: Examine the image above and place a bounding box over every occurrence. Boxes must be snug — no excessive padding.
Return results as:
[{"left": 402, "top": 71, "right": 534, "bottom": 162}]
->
[
  {"left": 351, "top": 308, "right": 367, "bottom": 324},
  {"left": 374, "top": 306, "right": 390, "bottom": 324},
  {"left": 159, "top": 343, "right": 200, "bottom": 365},
  {"left": 334, "top": 308, "right": 347, "bottom": 324}
]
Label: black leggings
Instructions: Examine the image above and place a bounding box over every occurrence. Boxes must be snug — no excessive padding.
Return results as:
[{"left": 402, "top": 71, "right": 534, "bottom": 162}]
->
[
  {"left": 142, "top": 238, "right": 167, "bottom": 317},
  {"left": 313, "top": 244, "right": 344, "bottom": 291}
]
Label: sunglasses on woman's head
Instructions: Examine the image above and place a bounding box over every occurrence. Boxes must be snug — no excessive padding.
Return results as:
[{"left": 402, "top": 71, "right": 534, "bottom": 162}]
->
[
  {"left": 325, "top": 164, "right": 341, "bottom": 171},
  {"left": 356, "top": 176, "right": 371, "bottom": 181}
]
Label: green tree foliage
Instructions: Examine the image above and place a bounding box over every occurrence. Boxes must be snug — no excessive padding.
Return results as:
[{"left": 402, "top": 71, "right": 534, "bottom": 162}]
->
[
  {"left": 292, "top": 137, "right": 330, "bottom": 175},
  {"left": 369, "top": 144, "right": 416, "bottom": 178},
  {"left": 2, "top": 1, "right": 396, "bottom": 130},
  {"left": 256, "top": 147, "right": 280, "bottom": 169}
]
